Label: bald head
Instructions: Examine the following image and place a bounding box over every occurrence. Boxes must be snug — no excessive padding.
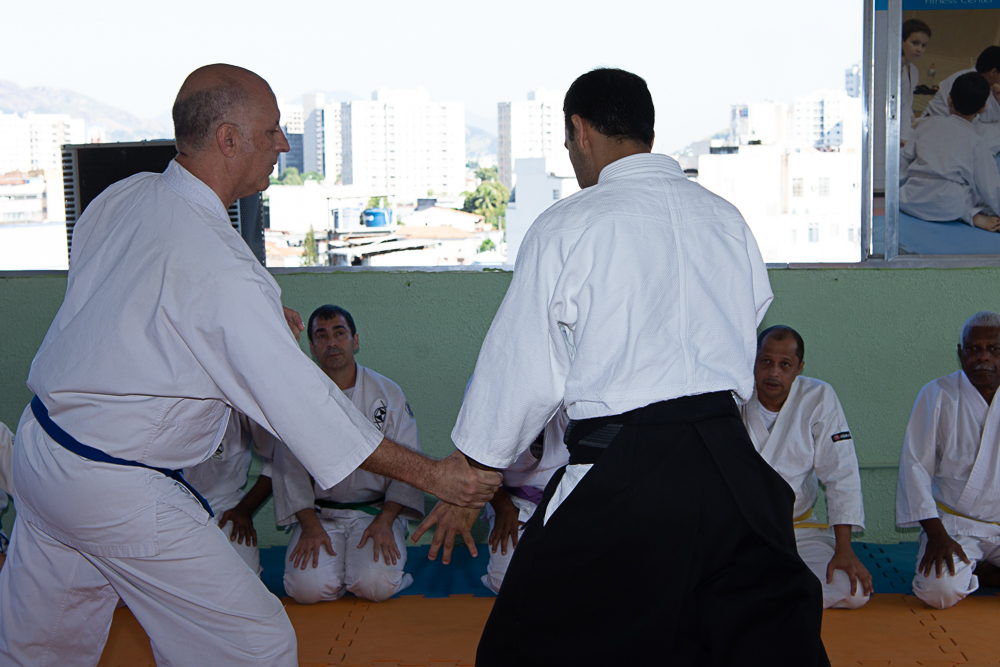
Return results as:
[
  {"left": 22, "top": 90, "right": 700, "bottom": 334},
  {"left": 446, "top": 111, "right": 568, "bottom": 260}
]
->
[{"left": 172, "top": 64, "right": 269, "bottom": 155}]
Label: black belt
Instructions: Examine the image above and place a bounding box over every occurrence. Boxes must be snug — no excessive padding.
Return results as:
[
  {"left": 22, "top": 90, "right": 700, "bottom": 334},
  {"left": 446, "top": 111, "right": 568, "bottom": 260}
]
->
[
  {"left": 30, "top": 396, "right": 214, "bottom": 517},
  {"left": 564, "top": 391, "right": 737, "bottom": 465},
  {"left": 315, "top": 496, "right": 385, "bottom": 517}
]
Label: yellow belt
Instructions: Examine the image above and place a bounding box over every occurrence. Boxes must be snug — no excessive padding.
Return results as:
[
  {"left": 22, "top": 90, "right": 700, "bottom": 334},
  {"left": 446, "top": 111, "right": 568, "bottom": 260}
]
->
[
  {"left": 792, "top": 508, "right": 829, "bottom": 530},
  {"left": 936, "top": 501, "right": 1000, "bottom": 527}
]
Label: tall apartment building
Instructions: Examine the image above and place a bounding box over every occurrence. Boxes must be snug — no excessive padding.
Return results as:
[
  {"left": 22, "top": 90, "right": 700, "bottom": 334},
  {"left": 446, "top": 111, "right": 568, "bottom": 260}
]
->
[
  {"left": 278, "top": 103, "right": 304, "bottom": 174},
  {"left": 730, "top": 101, "right": 790, "bottom": 146},
  {"left": 302, "top": 94, "right": 343, "bottom": 180},
  {"left": 28, "top": 114, "right": 86, "bottom": 172},
  {"left": 845, "top": 63, "right": 861, "bottom": 98},
  {"left": 790, "top": 90, "right": 861, "bottom": 151},
  {"left": 0, "top": 111, "right": 31, "bottom": 175},
  {"left": 0, "top": 112, "right": 84, "bottom": 221},
  {"left": 341, "top": 88, "right": 465, "bottom": 202},
  {"left": 497, "top": 88, "right": 572, "bottom": 190}
]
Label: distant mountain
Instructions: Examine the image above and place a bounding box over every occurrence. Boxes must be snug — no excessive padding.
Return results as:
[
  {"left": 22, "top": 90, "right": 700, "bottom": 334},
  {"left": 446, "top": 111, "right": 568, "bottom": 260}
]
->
[
  {"left": 0, "top": 80, "right": 170, "bottom": 142},
  {"left": 466, "top": 125, "right": 497, "bottom": 164},
  {"left": 466, "top": 110, "right": 496, "bottom": 135}
]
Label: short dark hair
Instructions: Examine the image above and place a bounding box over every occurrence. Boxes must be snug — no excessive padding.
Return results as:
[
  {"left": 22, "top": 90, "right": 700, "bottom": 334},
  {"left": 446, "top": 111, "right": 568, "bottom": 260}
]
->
[
  {"left": 564, "top": 68, "right": 654, "bottom": 147},
  {"left": 950, "top": 72, "right": 990, "bottom": 115},
  {"left": 307, "top": 305, "right": 357, "bottom": 342},
  {"left": 976, "top": 46, "right": 1000, "bottom": 74},
  {"left": 757, "top": 325, "right": 805, "bottom": 362},
  {"left": 902, "top": 18, "right": 932, "bottom": 40},
  {"left": 172, "top": 77, "right": 250, "bottom": 154}
]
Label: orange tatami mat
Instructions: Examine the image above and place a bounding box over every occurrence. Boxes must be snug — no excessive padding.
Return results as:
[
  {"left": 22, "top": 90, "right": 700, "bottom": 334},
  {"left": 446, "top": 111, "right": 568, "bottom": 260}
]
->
[{"left": 98, "top": 593, "right": 1000, "bottom": 666}]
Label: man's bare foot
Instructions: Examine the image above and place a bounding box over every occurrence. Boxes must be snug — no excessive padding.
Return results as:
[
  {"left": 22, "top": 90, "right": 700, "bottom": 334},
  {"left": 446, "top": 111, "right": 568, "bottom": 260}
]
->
[
  {"left": 973, "top": 214, "right": 1000, "bottom": 232},
  {"left": 974, "top": 561, "right": 1000, "bottom": 588}
]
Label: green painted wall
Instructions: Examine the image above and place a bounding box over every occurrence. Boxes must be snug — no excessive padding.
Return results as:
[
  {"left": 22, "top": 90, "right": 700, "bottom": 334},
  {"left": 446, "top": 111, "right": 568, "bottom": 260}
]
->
[{"left": 2, "top": 267, "right": 997, "bottom": 546}]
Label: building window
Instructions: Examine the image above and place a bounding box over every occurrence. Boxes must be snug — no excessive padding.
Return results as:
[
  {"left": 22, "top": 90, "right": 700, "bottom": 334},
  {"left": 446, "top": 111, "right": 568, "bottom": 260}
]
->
[
  {"left": 818, "top": 177, "right": 830, "bottom": 197},
  {"left": 808, "top": 222, "right": 819, "bottom": 243},
  {"left": 552, "top": 189, "right": 560, "bottom": 200},
  {"left": 792, "top": 178, "right": 804, "bottom": 197}
]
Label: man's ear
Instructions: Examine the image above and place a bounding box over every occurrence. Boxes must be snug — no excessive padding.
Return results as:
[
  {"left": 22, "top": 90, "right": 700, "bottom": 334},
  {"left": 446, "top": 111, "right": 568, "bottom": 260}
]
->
[
  {"left": 216, "top": 123, "right": 241, "bottom": 158},
  {"left": 572, "top": 115, "right": 590, "bottom": 153}
]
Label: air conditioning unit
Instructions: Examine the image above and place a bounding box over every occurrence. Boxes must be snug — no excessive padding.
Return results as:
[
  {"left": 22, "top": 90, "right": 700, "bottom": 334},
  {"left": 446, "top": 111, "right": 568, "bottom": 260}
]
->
[{"left": 61, "top": 140, "right": 264, "bottom": 265}]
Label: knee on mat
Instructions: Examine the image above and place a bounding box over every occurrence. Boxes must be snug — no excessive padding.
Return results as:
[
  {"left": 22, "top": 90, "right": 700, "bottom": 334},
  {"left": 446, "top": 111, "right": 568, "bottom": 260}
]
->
[
  {"left": 830, "top": 590, "right": 870, "bottom": 610},
  {"left": 284, "top": 569, "right": 344, "bottom": 605},
  {"left": 250, "top": 609, "right": 298, "bottom": 663},
  {"left": 823, "top": 572, "right": 870, "bottom": 610},
  {"left": 348, "top": 569, "right": 408, "bottom": 603},
  {"left": 912, "top": 572, "right": 972, "bottom": 609}
]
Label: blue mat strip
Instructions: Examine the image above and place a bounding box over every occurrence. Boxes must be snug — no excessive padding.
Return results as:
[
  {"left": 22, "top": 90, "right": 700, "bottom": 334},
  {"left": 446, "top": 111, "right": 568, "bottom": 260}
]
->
[{"left": 262, "top": 542, "right": 998, "bottom": 600}]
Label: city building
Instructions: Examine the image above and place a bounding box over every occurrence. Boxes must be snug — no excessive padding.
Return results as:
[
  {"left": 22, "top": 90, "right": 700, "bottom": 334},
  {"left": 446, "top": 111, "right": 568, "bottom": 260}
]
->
[
  {"left": 302, "top": 94, "right": 343, "bottom": 180},
  {"left": 341, "top": 88, "right": 465, "bottom": 202},
  {"left": 846, "top": 63, "right": 861, "bottom": 98},
  {"left": 279, "top": 103, "right": 304, "bottom": 175},
  {"left": 790, "top": 89, "right": 861, "bottom": 151},
  {"left": 0, "top": 112, "right": 31, "bottom": 175},
  {"left": 0, "top": 171, "right": 47, "bottom": 224},
  {"left": 497, "top": 88, "right": 573, "bottom": 190},
  {"left": 27, "top": 114, "right": 86, "bottom": 172},
  {"left": 504, "top": 157, "right": 579, "bottom": 265}
]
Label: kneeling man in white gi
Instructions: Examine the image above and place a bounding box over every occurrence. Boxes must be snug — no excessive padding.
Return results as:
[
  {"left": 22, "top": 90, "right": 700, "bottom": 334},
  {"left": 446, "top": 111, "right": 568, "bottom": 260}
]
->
[
  {"left": 183, "top": 412, "right": 275, "bottom": 575},
  {"left": 741, "top": 325, "right": 873, "bottom": 609},
  {"left": 897, "top": 311, "right": 1000, "bottom": 609},
  {"left": 477, "top": 408, "right": 569, "bottom": 592},
  {"left": 276, "top": 305, "right": 424, "bottom": 603}
]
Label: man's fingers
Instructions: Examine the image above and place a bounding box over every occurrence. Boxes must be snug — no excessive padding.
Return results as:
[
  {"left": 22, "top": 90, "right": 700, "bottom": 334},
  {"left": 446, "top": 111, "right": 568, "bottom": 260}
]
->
[
  {"left": 427, "top": 527, "right": 445, "bottom": 561},
  {"left": 464, "top": 529, "right": 478, "bottom": 559},
  {"left": 826, "top": 562, "right": 836, "bottom": 585},
  {"left": 848, "top": 570, "right": 858, "bottom": 596},
  {"left": 442, "top": 532, "right": 456, "bottom": 565},
  {"left": 957, "top": 545, "right": 971, "bottom": 565}
]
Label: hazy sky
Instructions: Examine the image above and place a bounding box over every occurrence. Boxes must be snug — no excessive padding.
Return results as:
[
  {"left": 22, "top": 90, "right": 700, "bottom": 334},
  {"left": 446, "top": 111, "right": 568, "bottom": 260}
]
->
[{"left": 3, "top": 0, "right": 863, "bottom": 153}]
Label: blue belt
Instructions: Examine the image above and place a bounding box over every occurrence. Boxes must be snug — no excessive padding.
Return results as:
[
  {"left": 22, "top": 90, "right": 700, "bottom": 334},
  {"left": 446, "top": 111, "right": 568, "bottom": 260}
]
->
[{"left": 30, "top": 396, "right": 214, "bottom": 518}]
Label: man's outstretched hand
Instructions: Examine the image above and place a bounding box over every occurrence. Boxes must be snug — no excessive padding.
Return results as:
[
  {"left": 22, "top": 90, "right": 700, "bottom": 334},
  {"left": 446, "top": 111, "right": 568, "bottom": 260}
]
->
[
  {"left": 429, "top": 451, "right": 501, "bottom": 508},
  {"left": 411, "top": 500, "right": 481, "bottom": 564},
  {"left": 283, "top": 306, "right": 305, "bottom": 341}
]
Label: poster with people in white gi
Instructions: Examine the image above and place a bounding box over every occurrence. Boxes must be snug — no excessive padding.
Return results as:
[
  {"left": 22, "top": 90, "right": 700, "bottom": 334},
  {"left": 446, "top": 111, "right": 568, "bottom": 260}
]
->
[{"left": 885, "top": 1, "right": 1000, "bottom": 255}]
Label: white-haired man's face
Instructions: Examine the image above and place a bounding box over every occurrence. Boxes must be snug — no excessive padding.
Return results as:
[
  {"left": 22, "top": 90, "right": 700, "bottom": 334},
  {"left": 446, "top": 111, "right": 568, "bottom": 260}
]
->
[{"left": 958, "top": 325, "right": 1000, "bottom": 400}]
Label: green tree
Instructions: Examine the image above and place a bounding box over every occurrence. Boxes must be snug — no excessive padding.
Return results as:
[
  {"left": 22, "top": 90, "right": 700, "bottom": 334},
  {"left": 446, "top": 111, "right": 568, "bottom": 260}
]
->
[
  {"left": 475, "top": 165, "right": 499, "bottom": 183},
  {"left": 463, "top": 179, "right": 510, "bottom": 230},
  {"left": 301, "top": 225, "right": 318, "bottom": 267},
  {"left": 478, "top": 238, "right": 496, "bottom": 253},
  {"left": 279, "top": 167, "right": 303, "bottom": 185},
  {"left": 367, "top": 196, "right": 388, "bottom": 209}
]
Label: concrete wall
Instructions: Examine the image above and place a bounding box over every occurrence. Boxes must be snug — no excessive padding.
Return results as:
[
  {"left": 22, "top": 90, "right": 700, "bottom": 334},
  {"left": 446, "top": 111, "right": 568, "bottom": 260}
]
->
[{"left": 2, "top": 266, "right": 999, "bottom": 545}]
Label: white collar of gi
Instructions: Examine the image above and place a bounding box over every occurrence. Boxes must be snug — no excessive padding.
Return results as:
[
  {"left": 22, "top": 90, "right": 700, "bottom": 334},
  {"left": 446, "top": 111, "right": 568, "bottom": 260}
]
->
[
  {"left": 161, "top": 159, "right": 232, "bottom": 222},
  {"left": 597, "top": 153, "right": 685, "bottom": 185}
]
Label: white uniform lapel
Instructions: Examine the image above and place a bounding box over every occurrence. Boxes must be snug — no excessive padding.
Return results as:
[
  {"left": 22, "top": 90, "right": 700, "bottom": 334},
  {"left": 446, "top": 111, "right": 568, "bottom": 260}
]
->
[
  {"left": 956, "top": 372, "right": 1000, "bottom": 516},
  {"left": 759, "top": 377, "right": 802, "bottom": 464},
  {"left": 744, "top": 391, "right": 771, "bottom": 454}
]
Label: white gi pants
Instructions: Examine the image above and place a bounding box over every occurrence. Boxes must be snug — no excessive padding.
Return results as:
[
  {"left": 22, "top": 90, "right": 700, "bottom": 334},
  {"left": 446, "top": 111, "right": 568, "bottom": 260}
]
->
[
  {"left": 217, "top": 513, "right": 262, "bottom": 576},
  {"left": 912, "top": 530, "right": 1000, "bottom": 609},
  {"left": 283, "top": 513, "right": 412, "bottom": 604},
  {"left": 482, "top": 500, "right": 534, "bottom": 594},
  {"left": 0, "top": 505, "right": 295, "bottom": 667},
  {"left": 795, "top": 528, "right": 870, "bottom": 610}
]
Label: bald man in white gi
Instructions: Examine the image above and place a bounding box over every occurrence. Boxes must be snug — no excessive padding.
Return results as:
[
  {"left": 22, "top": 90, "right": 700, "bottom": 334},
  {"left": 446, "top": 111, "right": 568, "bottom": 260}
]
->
[
  {"left": 741, "top": 325, "right": 872, "bottom": 609},
  {"left": 183, "top": 411, "right": 276, "bottom": 575},
  {"left": 414, "top": 68, "right": 829, "bottom": 666},
  {"left": 277, "top": 305, "right": 424, "bottom": 603},
  {"left": 897, "top": 311, "right": 1000, "bottom": 609},
  {"left": 0, "top": 64, "right": 499, "bottom": 667}
]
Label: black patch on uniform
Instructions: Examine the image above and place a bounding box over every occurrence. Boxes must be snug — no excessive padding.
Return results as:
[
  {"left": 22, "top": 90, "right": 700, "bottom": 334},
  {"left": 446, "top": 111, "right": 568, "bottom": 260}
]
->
[
  {"left": 529, "top": 431, "right": 545, "bottom": 459},
  {"left": 405, "top": 402, "right": 414, "bottom": 418},
  {"left": 831, "top": 431, "right": 852, "bottom": 442},
  {"left": 373, "top": 400, "right": 387, "bottom": 432}
]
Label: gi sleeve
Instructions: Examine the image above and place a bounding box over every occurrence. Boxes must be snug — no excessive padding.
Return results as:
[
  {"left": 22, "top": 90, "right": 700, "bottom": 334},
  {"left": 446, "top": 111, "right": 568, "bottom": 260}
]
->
[
  {"left": 271, "top": 437, "right": 319, "bottom": 527},
  {"left": 172, "top": 252, "right": 383, "bottom": 492},
  {"left": 973, "top": 143, "right": 1000, "bottom": 219},
  {"left": 896, "top": 384, "right": 941, "bottom": 527},
  {"left": 249, "top": 420, "right": 276, "bottom": 479},
  {"left": 900, "top": 134, "right": 917, "bottom": 184},
  {"left": 0, "top": 422, "right": 12, "bottom": 497},
  {"left": 452, "top": 221, "right": 569, "bottom": 469},
  {"left": 811, "top": 388, "right": 865, "bottom": 531},
  {"left": 382, "top": 393, "right": 425, "bottom": 521}
]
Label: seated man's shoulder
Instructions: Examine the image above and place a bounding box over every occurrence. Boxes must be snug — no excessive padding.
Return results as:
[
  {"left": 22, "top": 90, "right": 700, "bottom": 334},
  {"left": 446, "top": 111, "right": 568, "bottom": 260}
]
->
[
  {"left": 358, "top": 365, "right": 409, "bottom": 405},
  {"left": 795, "top": 375, "right": 839, "bottom": 400}
]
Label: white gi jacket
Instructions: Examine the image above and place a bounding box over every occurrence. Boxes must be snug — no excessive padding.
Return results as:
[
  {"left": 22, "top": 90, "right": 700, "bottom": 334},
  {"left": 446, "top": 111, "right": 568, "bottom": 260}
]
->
[
  {"left": 922, "top": 69, "right": 1000, "bottom": 125},
  {"left": 16, "top": 160, "right": 383, "bottom": 558},
  {"left": 897, "top": 370, "right": 1000, "bottom": 540},
  {"left": 500, "top": 410, "right": 570, "bottom": 523},
  {"left": 273, "top": 364, "right": 423, "bottom": 526},
  {"left": 740, "top": 377, "right": 865, "bottom": 530},
  {"left": 183, "top": 412, "right": 275, "bottom": 516},
  {"left": 900, "top": 115, "right": 1000, "bottom": 224},
  {"left": 454, "top": 154, "right": 773, "bottom": 469}
]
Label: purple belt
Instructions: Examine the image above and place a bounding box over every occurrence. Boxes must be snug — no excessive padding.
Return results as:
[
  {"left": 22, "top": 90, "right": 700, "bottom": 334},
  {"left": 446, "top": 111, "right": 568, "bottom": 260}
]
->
[{"left": 505, "top": 485, "right": 545, "bottom": 505}]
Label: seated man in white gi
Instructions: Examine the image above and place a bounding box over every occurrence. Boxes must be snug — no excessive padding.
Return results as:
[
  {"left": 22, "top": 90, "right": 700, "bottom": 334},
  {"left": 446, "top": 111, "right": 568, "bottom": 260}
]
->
[
  {"left": 276, "top": 305, "right": 424, "bottom": 603},
  {"left": 183, "top": 412, "right": 275, "bottom": 575},
  {"left": 741, "top": 325, "right": 872, "bottom": 609},
  {"left": 922, "top": 46, "right": 1000, "bottom": 126},
  {"left": 901, "top": 72, "right": 1000, "bottom": 232},
  {"left": 479, "top": 408, "right": 569, "bottom": 593},
  {"left": 897, "top": 311, "right": 1000, "bottom": 609}
]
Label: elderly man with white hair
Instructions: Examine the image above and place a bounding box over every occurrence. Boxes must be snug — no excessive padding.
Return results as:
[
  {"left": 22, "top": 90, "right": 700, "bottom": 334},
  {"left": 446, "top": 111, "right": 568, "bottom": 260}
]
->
[{"left": 897, "top": 310, "right": 1000, "bottom": 609}]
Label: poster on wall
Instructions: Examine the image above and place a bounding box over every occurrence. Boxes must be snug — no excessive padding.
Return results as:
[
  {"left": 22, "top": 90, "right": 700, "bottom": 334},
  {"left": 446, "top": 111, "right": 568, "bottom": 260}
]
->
[{"left": 875, "top": 0, "right": 1000, "bottom": 257}]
